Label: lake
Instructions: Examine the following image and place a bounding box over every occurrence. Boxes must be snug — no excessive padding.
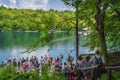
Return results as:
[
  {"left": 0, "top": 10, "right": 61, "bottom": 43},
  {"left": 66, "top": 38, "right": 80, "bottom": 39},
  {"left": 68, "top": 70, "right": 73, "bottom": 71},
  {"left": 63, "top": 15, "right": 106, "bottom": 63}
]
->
[{"left": 0, "top": 32, "right": 93, "bottom": 62}]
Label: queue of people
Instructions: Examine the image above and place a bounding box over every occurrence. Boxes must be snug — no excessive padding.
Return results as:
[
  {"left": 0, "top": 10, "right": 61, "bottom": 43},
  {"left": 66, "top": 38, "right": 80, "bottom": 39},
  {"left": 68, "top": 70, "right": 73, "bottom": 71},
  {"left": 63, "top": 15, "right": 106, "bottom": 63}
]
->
[{"left": 0, "top": 50, "right": 105, "bottom": 80}]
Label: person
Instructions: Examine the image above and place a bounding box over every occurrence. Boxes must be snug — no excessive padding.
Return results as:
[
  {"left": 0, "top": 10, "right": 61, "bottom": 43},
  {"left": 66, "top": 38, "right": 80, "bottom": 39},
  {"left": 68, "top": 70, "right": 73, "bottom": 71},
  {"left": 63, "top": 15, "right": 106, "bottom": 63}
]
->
[
  {"left": 54, "top": 57, "right": 59, "bottom": 69},
  {"left": 25, "top": 57, "right": 29, "bottom": 71},
  {"left": 82, "top": 55, "right": 91, "bottom": 80},
  {"left": 90, "top": 50, "right": 105, "bottom": 80},
  {"left": 33, "top": 56, "right": 39, "bottom": 68},
  {"left": 51, "top": 63, "right": 55, "bottom": 72},
  {"left": 49, "top": 56, "right": 53, "bottom": 66},
  {"left": 1, "top": 61, "right": 4, "bottom": 67},
  {"left": 69, "top": 63, "right": 77, "bottom": 80},
  {"left": 28, "top": 59, "right": 34, "bottom": 71},
  {"left": 18, "top": 59, "right": 21, "bottom": 70},
  {"left": 22, "top": 60, "right": 27, "bottom": 72},
  {"left": 67, "top": 54, "right": 73, "bottom": 63},
  {"left": 13, "top": 58, "right": 17, "bottom": 67},
  {"left": 59, "top": 53, "right": 63, "bottom": 64},
  {"left": 44, "top": 55, "right": 48, "bottom": 65},
  {"left": 30, "top": 56, "right": 34, "bottom": 64},
  {"left": 76, "top": 56, "right": 84, "bottom": 80},
  {"left": 63, "top": 62, "right": 70, "bottom": 80},
  {"left": 76, "top": 56, "right": 84, "bottom": 68},
  {"left": 40, "top": 56, "right": 44, "bottom": 67}
]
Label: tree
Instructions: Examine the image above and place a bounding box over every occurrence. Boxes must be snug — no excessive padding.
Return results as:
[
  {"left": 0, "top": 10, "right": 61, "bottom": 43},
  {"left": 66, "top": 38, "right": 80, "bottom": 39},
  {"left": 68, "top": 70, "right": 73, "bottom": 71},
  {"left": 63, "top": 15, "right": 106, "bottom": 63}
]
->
[
  {"left": 62, "top": 0, "right": 120, "bottom": 79},
  {"left": 0, "top": 6, "right": 75, "bottom": 32},
  {"left": 62, "top": 0, "right": 82, "bottom": 57}
]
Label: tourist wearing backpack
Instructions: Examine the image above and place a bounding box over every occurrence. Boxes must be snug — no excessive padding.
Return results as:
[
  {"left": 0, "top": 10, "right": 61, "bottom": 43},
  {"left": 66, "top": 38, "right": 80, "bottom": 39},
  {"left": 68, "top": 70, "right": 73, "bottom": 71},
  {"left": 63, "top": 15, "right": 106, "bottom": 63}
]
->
[{"left": 90, "top": 50, "right": 105, "bottom": 80}]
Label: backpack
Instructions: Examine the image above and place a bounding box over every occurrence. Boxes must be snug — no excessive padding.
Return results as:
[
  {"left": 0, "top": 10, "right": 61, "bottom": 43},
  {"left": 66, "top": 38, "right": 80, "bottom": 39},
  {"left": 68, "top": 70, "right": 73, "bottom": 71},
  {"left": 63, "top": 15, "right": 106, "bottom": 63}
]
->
[
  {"left": 68, "top": 56, "right": 73, "bottom": 62},
  {"left": 84, "top": 60, "right": 91, "bottom": 68},
  {"left": 61, "top": 55, "right": 63, "bottom": 59},
  {"left": 94, "top": 56, "right": 106, "bottom": 73},
  {"left": 94, "top": 56, "right": 103, "bottom": 67},
  {"left": 64, "top": 66, "right": 70, "bottom": 73}
]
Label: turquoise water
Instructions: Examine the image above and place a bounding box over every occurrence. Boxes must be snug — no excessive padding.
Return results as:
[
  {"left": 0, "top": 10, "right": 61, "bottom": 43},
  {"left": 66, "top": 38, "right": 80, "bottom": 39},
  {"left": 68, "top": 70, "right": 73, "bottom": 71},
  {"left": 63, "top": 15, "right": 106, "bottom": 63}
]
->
[{"left": 0, "top": 32, "right": 93, "bottom": 62}]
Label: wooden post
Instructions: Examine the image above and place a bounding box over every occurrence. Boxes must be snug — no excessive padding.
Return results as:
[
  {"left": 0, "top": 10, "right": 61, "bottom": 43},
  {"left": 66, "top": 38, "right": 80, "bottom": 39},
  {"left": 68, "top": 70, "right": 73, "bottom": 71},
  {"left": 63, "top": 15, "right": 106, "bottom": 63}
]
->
[
  {"left": 91, "top": 68, "right": 96, "bottom": 80},
  {"left": 109, "top": 68, "right": 112, "bottom": 80}
]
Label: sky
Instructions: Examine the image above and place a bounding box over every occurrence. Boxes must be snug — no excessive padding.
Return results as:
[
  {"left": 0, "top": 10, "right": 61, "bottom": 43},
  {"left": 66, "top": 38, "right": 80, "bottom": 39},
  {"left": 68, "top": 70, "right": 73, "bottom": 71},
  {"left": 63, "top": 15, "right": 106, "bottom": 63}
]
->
[{"left": 0, "top": 0, "right": 73, "bottom": 10}]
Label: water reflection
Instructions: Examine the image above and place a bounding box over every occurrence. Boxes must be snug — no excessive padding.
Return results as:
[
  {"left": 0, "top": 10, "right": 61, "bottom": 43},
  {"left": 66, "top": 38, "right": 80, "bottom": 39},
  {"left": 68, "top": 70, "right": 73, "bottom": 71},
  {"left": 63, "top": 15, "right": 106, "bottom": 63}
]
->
[{"left": 0, "top": 32, "right": 92, "bottom": 62}]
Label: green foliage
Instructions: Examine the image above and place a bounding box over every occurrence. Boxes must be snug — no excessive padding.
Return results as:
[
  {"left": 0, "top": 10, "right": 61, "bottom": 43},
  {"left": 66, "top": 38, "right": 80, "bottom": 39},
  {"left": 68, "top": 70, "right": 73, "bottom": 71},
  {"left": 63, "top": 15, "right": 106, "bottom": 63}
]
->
[
  {"left": 0, "top": 65, "right": 15, "bottom": 79},
  {"left": 12, "top": 72, "right": 39, "bottom": 80},
  {"left": 62, "top": 0, "right": 120, "bottom": 52},
  {"left": 101, "top": 72, "right": 120, "bottom": 80},
  {"left": 0, "top": 65, "right": 39, "bottom": 80},
  {"left": 0, "top": 65, "right": 65, "bottom": 80},
  {"left": 0, "top": 6, "right": 75, "bottom": 32},
  {"left": 41, "top": 65, "right": 65, "bottom": 80}
]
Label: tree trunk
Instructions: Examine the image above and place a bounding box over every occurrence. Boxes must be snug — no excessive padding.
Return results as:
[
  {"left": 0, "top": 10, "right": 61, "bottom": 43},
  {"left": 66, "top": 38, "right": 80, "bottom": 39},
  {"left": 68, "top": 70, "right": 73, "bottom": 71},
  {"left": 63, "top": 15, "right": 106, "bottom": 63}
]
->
[
  {"left": 95, "top": 0, "right": 109, "bottom": 80},
  {"left": 75, "top": 3, "right": 79, "bottom": 58}
]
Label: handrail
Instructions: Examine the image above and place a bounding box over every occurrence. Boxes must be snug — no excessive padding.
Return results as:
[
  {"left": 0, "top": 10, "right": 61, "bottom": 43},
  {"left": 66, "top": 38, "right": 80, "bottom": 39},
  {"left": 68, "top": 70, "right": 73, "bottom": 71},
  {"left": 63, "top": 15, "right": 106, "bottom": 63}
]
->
[
  {"left": 78, "top": 66, "right": 120, "bottom": 71},
  {"left": 40, "top": 65, "right": 120, "bottom": 74}
]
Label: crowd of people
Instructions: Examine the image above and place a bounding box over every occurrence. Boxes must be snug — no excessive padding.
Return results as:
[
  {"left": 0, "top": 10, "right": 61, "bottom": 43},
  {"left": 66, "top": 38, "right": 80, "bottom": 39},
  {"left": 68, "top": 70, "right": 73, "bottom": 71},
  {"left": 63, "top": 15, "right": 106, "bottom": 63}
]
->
[{"left": 0, "top": 50, "right": 105, "bottom": 80}]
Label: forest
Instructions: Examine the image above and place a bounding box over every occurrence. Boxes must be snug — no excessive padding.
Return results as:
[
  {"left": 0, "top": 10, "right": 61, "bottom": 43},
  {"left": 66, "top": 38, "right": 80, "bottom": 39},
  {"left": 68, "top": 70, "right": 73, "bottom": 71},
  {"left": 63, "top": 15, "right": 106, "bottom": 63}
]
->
[{"left": 0, "top": 6, "right": 75, "bottom": 32}]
